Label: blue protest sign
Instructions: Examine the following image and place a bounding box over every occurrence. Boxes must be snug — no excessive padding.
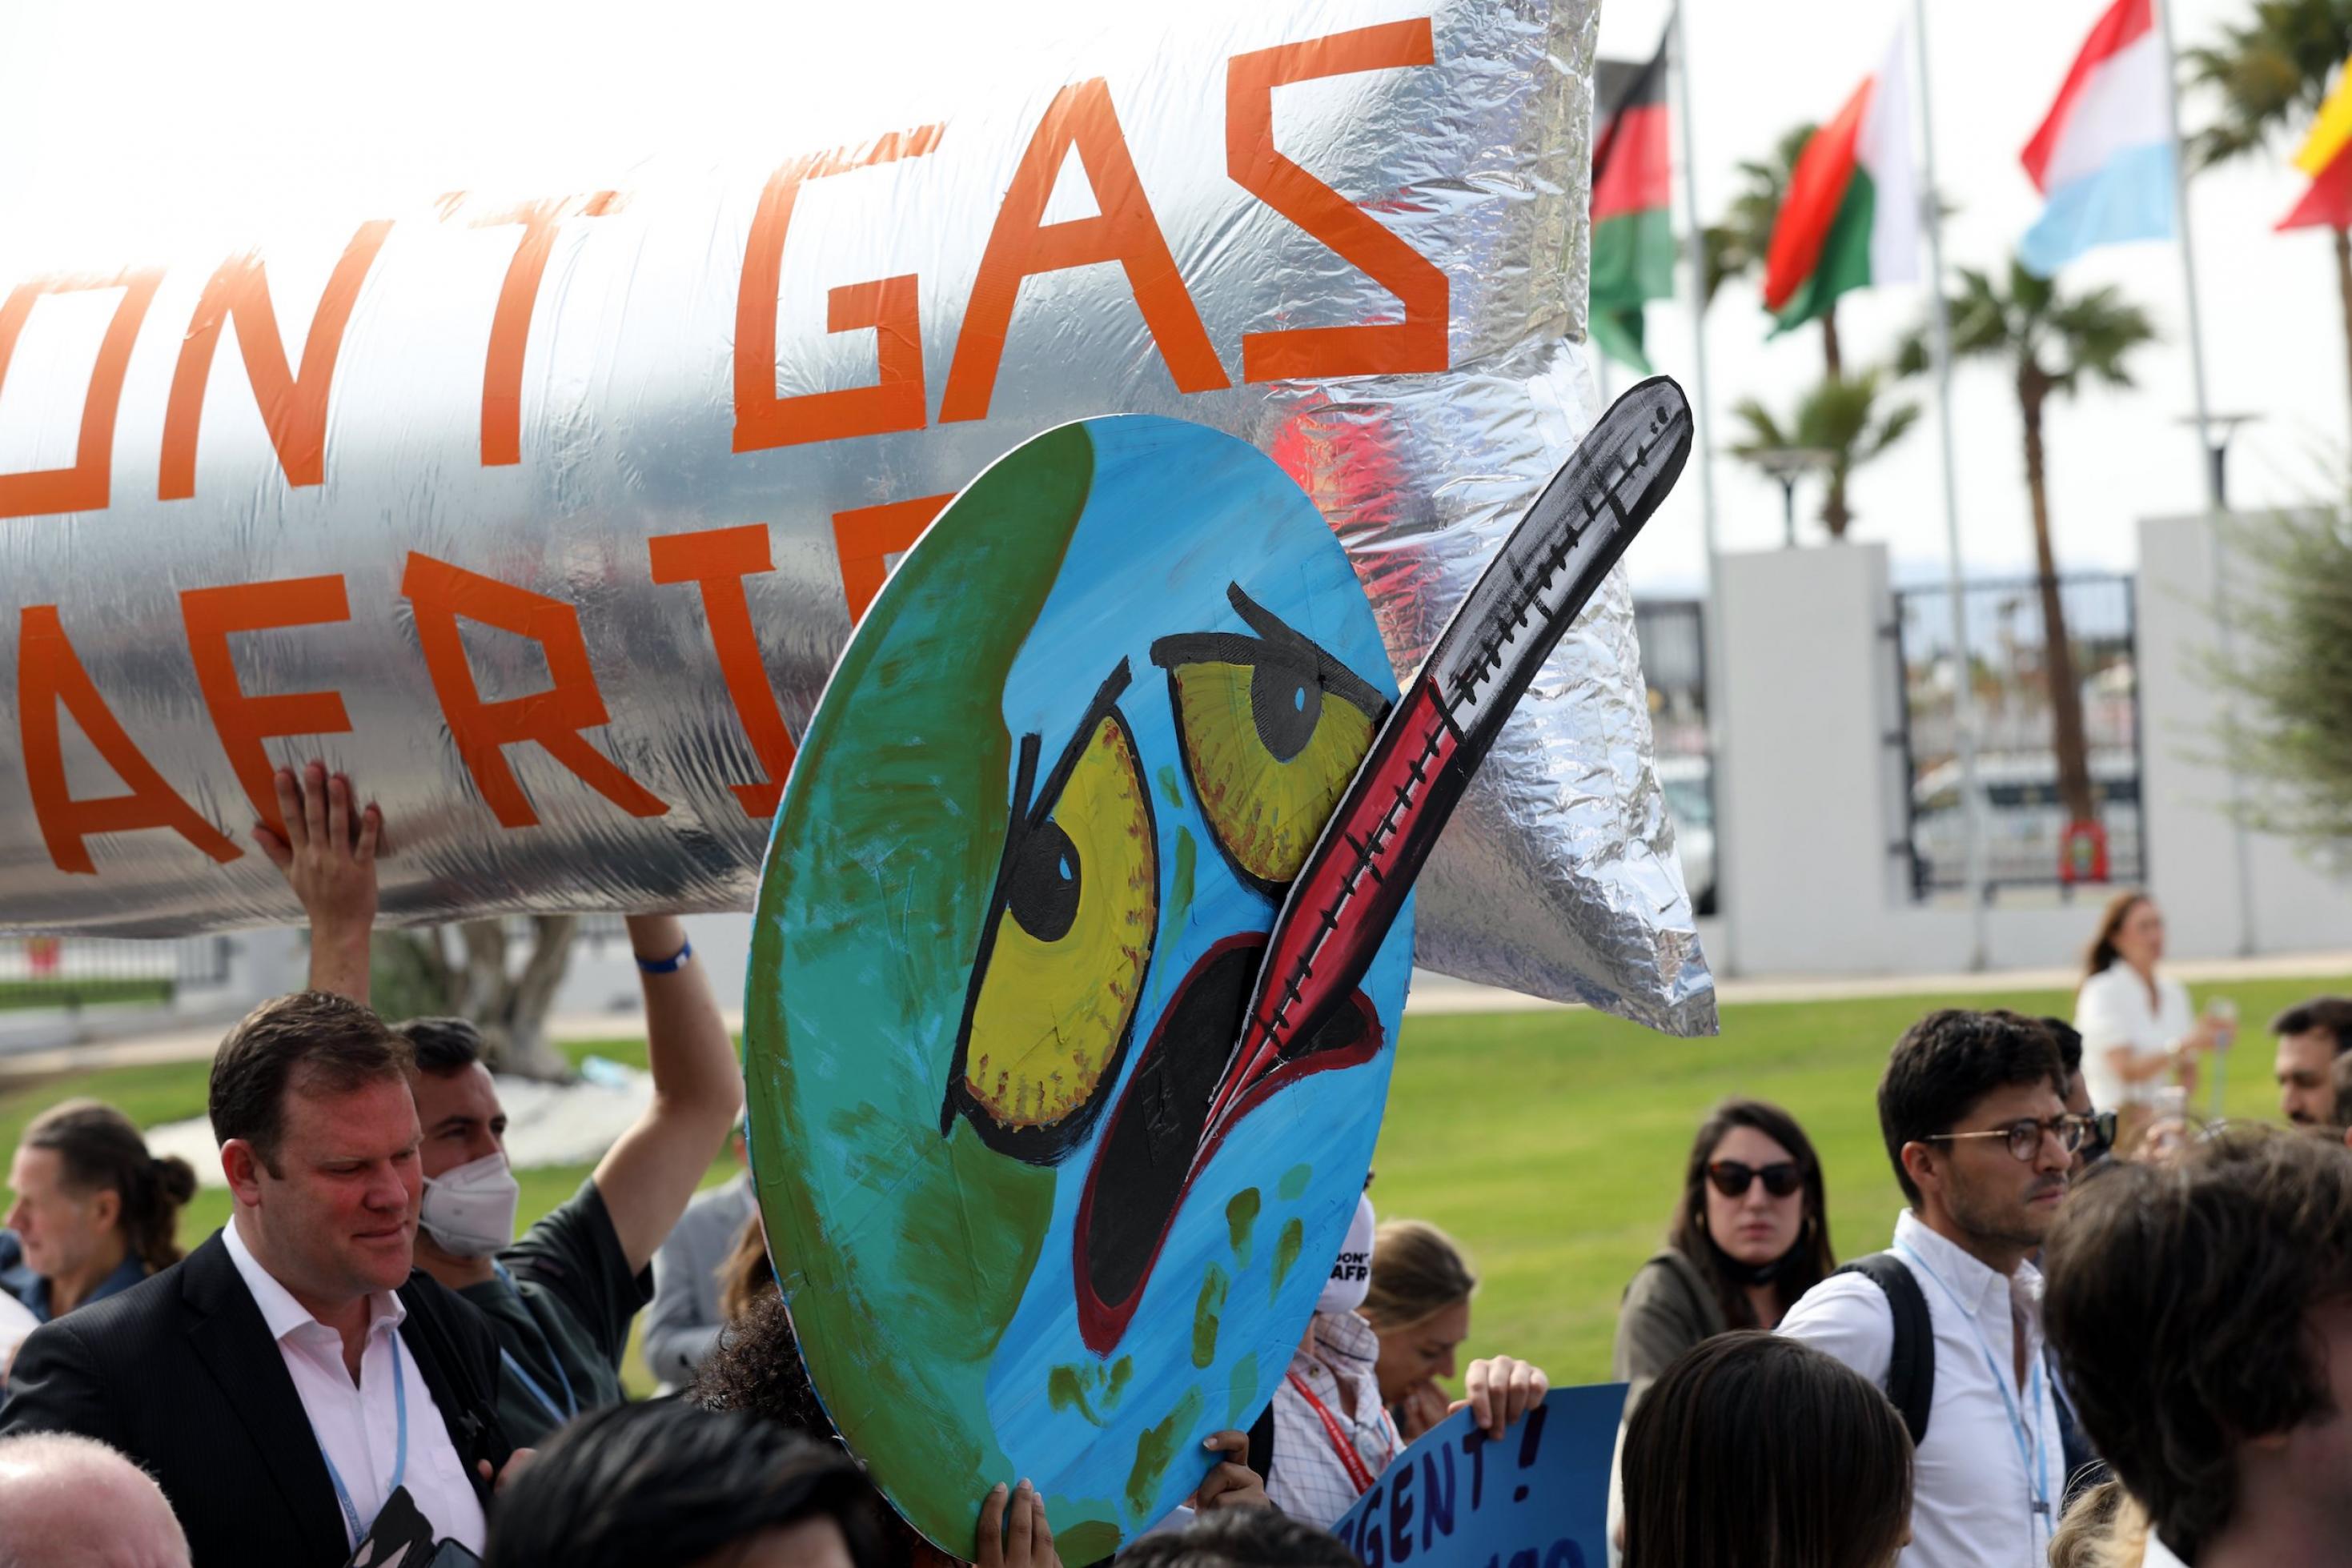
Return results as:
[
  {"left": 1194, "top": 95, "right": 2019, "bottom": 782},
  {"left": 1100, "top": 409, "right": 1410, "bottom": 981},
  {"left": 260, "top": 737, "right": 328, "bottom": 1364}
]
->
[{"left": 1327, "top": 1384, "right": 1627, "bottom": 1568}]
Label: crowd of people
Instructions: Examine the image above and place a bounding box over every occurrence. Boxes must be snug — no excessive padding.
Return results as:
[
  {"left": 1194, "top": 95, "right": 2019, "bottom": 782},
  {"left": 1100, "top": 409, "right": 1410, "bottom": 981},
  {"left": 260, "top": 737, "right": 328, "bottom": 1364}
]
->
[{"left": 2, "top": 781, "right": 2350, "bottom": 1568}]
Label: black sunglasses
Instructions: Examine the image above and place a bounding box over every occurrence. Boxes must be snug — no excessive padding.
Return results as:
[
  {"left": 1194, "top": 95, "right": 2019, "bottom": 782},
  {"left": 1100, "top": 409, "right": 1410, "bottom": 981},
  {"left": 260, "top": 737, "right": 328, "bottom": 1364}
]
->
[
  {"left": 1706, "top": 1160, "right": 1804, "bottom": 1199},
  {"left": 2077, "top": 1109, "right": 2120, "bottom": 1161}
]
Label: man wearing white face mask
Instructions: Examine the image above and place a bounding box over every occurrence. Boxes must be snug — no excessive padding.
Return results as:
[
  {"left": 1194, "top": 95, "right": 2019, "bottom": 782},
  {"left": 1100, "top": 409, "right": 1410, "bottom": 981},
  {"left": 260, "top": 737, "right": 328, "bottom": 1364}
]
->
[
  {"left": 1259, "top": 1189, "right": 1550, "bottom": 1526},
  {"left": 255, "top": 763, "right": 745, "bottom": 1446}
]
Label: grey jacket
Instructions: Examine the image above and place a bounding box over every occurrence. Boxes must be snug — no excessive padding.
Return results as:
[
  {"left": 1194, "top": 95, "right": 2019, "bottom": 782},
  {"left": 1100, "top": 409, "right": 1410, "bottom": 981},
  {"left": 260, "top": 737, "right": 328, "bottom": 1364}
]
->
[
  {"left": 643, "top": 1171, "right": 756, "bottom": 1390},
  {"left": 1610, "top": 1247, "right": 1729, "bottom": 1421}
]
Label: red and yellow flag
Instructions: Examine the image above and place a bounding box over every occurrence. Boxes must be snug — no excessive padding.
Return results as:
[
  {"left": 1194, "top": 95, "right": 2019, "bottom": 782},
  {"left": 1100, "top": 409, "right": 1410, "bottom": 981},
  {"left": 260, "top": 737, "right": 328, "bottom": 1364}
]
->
[{"left": 2280, "top": 53, "right": 2352, "bottom": 231}]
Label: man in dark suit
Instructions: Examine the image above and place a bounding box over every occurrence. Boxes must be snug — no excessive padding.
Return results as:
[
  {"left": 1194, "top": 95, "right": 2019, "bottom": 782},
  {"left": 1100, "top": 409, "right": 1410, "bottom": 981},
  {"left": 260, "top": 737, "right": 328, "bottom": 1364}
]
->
[{"left": 1, "top": 990, "right": 516, "bottom": 1567}]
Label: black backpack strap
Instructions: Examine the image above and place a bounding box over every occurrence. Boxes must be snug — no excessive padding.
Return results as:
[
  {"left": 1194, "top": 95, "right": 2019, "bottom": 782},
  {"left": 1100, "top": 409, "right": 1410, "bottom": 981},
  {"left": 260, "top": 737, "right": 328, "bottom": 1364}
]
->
[
  {"left": 1246, "top": 1401, "right": 1275, "bottom": 1485},
  {"left": 1832, "top": 1251, "right": 1933, "bottom": 1447},
  {"left": 399, "top": 1277, "right": 516, "bottom": 1500}
]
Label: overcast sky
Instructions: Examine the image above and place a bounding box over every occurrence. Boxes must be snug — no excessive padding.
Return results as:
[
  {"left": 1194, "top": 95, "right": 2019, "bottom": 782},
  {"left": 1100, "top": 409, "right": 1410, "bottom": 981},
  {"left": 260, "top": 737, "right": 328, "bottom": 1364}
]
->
[{"left": 0, "top": 0, "right": 2337, "bottom": 596}]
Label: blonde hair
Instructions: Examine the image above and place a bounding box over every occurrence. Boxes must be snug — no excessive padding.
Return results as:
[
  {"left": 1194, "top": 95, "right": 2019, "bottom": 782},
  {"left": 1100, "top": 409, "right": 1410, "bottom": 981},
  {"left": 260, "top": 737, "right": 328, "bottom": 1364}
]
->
[
  {"left": 1361, "top": 1220, "right": 1476, "bottom": 1332},
  {"left": 2048, "top": 1481, "right": 2151, "bottom": 1568}
]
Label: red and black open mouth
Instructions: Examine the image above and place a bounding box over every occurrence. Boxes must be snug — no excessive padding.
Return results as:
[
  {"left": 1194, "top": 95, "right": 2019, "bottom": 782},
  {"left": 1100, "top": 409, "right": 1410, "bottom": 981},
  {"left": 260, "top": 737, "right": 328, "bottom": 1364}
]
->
[{"left": 1070, "top": 933, "right": 1381, "bottom": 1353}]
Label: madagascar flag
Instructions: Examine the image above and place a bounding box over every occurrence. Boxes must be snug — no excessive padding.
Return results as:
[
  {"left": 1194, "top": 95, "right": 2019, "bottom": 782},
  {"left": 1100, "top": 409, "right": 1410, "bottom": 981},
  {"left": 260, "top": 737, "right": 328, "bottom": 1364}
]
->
[
  {"left": 2279, "top": 52, "right": 2352, "bottom": 232},
  {"left": 1591, "top": 42, "right": 1673, "bottom": 372},
  {"left": 1762, "top": 29, "right": 1918, "bottom": 334}
]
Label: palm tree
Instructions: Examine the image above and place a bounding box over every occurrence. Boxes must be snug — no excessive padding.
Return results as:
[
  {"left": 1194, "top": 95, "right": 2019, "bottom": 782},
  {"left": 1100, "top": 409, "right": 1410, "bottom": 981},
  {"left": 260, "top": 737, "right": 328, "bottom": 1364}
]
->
[
  {"left": 1729, "top": 369, "right": 1921, "bottom": 540},
  {"left": 1704, "top": 124, "right": 1850, "bottom": 379},
  {"left": 2185, "top": 1, "right": 2352, "bottom": 443},
  {"left": 1900, "top": 260, "right": 2157, "bottom": 828}
]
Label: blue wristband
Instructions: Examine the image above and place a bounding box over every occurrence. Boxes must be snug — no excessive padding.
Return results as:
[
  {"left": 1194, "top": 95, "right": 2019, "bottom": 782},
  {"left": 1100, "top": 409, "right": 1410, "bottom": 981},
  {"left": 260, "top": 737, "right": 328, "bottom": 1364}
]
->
[{"left": 636, "top": 938, "right": 692, "bottom": 975}]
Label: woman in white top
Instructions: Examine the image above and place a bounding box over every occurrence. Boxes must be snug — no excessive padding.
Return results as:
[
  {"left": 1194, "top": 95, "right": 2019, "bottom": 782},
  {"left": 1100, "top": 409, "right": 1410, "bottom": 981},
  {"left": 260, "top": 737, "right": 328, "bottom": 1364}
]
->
[{"left": 2073, "top": 892, "right": 2210, "bottom": 1147}]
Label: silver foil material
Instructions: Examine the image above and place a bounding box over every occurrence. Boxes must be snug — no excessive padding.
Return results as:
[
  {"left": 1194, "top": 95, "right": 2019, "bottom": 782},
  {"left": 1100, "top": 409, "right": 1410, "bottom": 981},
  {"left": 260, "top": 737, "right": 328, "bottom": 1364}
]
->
[{"left": 0, "top": 0, "right": 1716, "bottom": 1035}]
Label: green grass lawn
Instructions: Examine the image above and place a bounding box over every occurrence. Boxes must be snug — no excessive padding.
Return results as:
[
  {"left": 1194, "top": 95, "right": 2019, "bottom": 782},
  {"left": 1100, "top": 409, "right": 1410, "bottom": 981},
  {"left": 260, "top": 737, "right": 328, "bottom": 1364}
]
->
[
  {"left": 0, "top": 978, "right": 173, "bottom": 1013},
  {"left": 1372, "top": 974, "right": 2335, "bottom": 1388},
  {"left": 2, "top": 975, "right": 2332, "bottom": 1401}
]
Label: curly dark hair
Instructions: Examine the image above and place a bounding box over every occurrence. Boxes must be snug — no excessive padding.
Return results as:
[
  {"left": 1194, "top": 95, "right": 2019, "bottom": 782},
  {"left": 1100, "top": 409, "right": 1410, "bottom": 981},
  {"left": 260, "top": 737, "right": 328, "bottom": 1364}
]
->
[
  {"left": 2042, "top": 1128, "right": 2352, "bottom": 1562},
  {"left": 685, "top": 1292, "right": 948, "bottom": 1568},
  {"left": 1878, "top": 1009, "right": 2066, "bottom": 1205},
  {"left": 685, "top": 1289, "right": 833, "bottom": 1442}
]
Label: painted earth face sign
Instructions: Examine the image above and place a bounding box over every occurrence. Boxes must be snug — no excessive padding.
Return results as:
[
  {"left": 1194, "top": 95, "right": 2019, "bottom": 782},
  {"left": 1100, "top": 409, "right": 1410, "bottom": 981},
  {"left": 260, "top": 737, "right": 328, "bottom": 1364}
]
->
[
  {"left": 748, "top": 415, "right": 1412, "bottom": 1561},
  {"left": 750, "top": 379, "right": 1693, "bottom": 1562}
]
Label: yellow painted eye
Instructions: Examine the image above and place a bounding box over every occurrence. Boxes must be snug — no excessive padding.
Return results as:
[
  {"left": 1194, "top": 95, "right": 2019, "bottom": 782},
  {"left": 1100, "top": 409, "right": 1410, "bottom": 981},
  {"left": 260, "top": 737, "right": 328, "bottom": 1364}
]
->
[
  {"left": 945, "top": 668, "right": 1157, "bottom": 1165},
  {"left": 1152, "top": 584, "right": 1389, "bottom": 892}
]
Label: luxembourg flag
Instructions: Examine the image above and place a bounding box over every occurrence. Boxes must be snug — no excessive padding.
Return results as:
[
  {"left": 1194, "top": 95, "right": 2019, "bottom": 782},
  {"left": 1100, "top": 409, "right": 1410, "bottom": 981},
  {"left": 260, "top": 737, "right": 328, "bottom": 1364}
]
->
[{"left": 2019, "top": 0, "right": 2177, "bottom": 276}]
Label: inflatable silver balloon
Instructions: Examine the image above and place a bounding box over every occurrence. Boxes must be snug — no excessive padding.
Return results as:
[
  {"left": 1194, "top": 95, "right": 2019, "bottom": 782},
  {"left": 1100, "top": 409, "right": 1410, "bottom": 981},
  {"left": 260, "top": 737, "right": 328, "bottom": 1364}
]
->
[{"left": 0, "top": 0, "right": 1715, "bottom": 1034}]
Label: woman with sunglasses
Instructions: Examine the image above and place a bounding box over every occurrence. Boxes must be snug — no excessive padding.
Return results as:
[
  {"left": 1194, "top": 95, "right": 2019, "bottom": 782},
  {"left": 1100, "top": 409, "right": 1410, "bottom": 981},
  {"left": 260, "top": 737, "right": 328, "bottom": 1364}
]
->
[{"left": 1611, "top": 1098, "right": 1836, "bottom": 1420}]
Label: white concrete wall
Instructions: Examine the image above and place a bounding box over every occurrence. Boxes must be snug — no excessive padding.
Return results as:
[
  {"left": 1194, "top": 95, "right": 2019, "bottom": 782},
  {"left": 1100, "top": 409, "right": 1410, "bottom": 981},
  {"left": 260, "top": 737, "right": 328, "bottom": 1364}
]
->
[
  {"left": 1708, "top": 524, "right": 2350, "bottom": 980},
  {"left": 2136, "top": 513, "right": 2352, "bottom": 958}
]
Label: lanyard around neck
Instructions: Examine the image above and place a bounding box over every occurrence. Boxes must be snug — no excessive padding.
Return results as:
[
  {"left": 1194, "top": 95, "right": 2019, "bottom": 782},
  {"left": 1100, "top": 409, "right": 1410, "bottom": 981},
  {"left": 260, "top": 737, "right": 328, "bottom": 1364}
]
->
[
  {"left": 319, "top": 1331, "right": 409, "bottom": 1547},
  {"left": 492, "top": 1262, "right": 580, "bottom": 1424},
  {"left": 1286, "top": 1372, "right": 1391, "bottom": 1495},
  {"left": 1894, "top": 1241, "right": 2053, "bottom": 1530}
]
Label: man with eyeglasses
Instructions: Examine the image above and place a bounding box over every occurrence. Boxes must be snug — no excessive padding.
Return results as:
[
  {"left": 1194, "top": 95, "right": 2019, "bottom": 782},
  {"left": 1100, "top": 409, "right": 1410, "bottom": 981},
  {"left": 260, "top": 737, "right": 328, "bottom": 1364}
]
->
[{"left": 1780, "top": 1009, "right": 2078, "bottom": 1568}]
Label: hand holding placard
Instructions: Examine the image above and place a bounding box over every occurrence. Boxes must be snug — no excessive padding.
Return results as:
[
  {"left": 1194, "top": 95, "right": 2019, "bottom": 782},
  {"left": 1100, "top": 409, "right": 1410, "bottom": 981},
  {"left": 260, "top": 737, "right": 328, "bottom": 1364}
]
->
[{"left": 1327, "top": 1384, "right": 1626, "bottom": 1568}]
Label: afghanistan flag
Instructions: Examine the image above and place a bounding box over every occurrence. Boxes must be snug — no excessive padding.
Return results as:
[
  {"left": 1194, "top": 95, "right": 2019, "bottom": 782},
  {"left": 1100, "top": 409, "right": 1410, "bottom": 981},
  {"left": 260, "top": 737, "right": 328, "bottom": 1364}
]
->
[
  {"left": 2279, "top": 51, "right": 2352, "bottom": 232},
  {"left": 1761, "top": 28, "right": 1918, "bottom": 334},
  {"left": 1591, "top": 42, "right": 1673, "bottom": 372}
]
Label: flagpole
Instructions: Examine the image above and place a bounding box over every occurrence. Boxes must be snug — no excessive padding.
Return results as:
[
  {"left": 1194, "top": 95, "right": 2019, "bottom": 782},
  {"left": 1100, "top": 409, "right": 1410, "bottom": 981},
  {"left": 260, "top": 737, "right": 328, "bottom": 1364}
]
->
[
  {"left": 2154, "top": 0, "right": 2222, "bottom": 511},
  {"left": 2154, "top": 0, "right": 2257, "bottom": 958},
  {"left": 1670, "top": 0, "right": 1718, "bottom": 564},
  {"left": 1670, "top": 0, "right": 1734, "bottom": 972},
  {"left": 1910, "top": 0, "right": 1989, "bottom": 969}
]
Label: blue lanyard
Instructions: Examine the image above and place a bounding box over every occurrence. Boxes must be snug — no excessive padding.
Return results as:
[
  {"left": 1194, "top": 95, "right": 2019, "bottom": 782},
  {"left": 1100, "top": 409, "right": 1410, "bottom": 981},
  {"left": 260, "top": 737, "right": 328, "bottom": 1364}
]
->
[
  {"left": 1896, "top": 1241, "right": 2053, "bottom": 1533},
  {"left": 493, "top": 1263, "right": 579, "bottom": 1424},
  {"left": 319, "top": 1332, "right": 408, "bottom": 1547},
  {"left": 500, "top": 1346, "right": 578, "bottom": 1425}
]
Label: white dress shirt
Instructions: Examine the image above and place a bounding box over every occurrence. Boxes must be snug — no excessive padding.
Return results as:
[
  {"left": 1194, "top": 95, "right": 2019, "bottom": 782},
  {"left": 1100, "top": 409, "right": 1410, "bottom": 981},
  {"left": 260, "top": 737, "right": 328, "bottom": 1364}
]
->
[
  {"left": 1266, "top": 1309, "right": 1402, "bottom": 1527},
  {"left": 2144, "top": 1531, "right": 2189, "bottom": 1567},
  {"left": 223, "top": 1221, "right": 488, "bottom": 1554},
  {"left": 2074, "top": 965, "right": 2193, "bottom": 1109},
  {"left": 1778, "top": 1211, "right": 2063, "bottom": 1568}
]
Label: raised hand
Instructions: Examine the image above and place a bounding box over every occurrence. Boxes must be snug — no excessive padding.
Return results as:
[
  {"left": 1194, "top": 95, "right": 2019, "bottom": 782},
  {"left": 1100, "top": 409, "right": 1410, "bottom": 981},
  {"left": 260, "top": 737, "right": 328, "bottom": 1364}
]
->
[{"left": 251, "top": 760, "right": 381, "bottom": 1002}]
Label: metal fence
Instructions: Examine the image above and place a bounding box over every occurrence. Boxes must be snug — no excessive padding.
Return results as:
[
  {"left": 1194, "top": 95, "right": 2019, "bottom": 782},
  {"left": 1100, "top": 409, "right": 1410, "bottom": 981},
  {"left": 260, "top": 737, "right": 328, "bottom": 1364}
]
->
[
  {"left": 1889, "top": 573, "right": 2142, "bottom": 898},
  {"left": 1633, "top": 599, "right": 1716, "bottom": 914},
  {"left": 0, "top": 936, "right": 231, "bottom": 1013}
]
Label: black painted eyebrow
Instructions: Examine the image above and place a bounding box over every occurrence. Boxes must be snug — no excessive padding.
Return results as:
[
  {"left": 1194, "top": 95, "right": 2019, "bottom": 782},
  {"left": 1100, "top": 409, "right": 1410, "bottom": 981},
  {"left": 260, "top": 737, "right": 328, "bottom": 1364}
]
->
[
  {"left": 1011, "top": 660, "right": 1134, "bottom": 834},
  {"left": 939, "top": 659, "right": 1140, "bottom": 1144},
  {"left": 1148, "top": 583, "right": 1391, "bottom": 721}
]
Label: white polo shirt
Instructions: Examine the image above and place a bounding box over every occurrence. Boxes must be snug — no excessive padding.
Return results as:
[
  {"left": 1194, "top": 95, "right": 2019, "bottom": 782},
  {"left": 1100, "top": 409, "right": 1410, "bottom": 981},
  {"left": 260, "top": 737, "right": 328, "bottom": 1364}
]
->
[
  {"left": 1778, "top": 1210, "right": 2064, "bottom": 1568},
  {"left": 223, "top": 1220, "right": 488, "bottom": 1553}
]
